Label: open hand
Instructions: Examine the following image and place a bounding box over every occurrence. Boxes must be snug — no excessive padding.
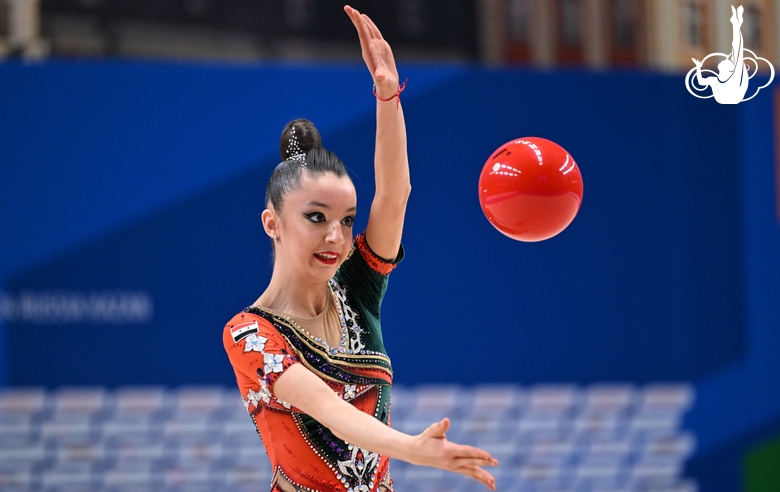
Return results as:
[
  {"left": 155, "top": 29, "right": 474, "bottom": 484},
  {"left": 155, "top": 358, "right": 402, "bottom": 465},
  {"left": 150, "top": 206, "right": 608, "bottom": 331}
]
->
[
  {"left": 409, "top": 418, "right": 498, "bottom": 490},
  {"left": 344, "top": 5, "right": 399, "bottom": 99}
]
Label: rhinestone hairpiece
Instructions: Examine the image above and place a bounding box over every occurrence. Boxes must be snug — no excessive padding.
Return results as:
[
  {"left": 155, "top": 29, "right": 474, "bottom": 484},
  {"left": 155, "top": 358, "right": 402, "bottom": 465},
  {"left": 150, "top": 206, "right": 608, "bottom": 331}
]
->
[{"left": 286, "top": 127, "right": 306, "bottom": 167}]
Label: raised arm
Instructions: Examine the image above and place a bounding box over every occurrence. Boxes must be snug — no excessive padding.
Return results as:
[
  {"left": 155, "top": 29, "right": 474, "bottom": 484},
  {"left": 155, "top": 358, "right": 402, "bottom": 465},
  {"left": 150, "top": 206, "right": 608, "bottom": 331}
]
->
[
  {"left": 692, "top": 58, "right": 710, "bottom": 86},
  {"left": 731, "top": 6, "right": 745, "bottom": 73},
  {"left": 345, "top": 6, "right": 411, "bottom": 260},
  {"left": 274, "top": 363, "right": 498, "bottom": 490}
]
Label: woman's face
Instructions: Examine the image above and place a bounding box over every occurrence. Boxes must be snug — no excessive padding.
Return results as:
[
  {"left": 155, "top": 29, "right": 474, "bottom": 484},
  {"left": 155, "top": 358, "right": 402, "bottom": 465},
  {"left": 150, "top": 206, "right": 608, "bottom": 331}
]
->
[{"left": 272, "top": 172, "right": 357, "bottom": 282}]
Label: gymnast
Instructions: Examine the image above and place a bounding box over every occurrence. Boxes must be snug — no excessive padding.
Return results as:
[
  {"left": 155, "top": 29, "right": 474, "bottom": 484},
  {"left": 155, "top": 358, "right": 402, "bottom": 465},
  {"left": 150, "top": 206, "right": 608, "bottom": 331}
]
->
[{"left": 223, "top": 5, "right": 498, "bottom": 492}]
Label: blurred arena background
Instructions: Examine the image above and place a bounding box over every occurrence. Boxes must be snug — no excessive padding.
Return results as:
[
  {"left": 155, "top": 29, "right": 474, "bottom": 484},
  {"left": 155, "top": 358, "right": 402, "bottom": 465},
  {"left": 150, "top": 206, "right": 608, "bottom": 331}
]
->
[{"left": 1, "top": 0, "right": 780, "bottom": 491}]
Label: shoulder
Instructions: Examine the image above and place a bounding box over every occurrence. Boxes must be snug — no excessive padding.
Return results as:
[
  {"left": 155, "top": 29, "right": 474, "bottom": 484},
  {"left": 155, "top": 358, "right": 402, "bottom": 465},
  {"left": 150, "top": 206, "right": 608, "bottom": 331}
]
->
[
  {"left": 222, "top": 309, "right": 288, "bottom": 352},
  {"left": 332, "top": 232, "right": 403, "bottom": 315},
  {"left": 224, "top": 310, "right": 265, "bottom": 342}
]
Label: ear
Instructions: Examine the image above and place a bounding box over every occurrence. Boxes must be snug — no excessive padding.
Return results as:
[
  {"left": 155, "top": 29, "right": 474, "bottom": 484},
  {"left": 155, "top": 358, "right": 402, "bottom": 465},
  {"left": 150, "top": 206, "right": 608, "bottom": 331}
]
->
[{"left": 261, "top": 208, "right": 280, "bottom": 239}]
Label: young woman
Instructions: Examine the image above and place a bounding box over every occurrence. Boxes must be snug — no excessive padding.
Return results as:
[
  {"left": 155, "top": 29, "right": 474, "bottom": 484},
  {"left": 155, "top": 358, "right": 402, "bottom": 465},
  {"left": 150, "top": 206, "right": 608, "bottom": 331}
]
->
[{"left": 223, "top": 6, "right": 498, "bottom": 491}]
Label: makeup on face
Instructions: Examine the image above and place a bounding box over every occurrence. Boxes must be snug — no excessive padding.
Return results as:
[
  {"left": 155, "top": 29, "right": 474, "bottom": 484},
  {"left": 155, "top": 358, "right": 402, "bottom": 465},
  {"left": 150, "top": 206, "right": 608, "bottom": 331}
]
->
[{"left": 280, "top": 174, "right": 358, "bottom": 273}]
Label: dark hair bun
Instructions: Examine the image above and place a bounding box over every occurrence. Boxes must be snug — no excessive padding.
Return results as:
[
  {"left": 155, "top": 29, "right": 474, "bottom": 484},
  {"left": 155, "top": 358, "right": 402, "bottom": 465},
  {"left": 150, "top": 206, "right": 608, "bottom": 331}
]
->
[{"left": 280, "top": 119, "right": 322, "bottom": 161}]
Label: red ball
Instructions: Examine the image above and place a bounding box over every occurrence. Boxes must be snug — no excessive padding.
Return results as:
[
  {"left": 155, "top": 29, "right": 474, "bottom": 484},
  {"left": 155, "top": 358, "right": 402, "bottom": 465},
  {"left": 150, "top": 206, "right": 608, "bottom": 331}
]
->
[{"left": 478, "top": 137, "right": 583, "bottom": 242}]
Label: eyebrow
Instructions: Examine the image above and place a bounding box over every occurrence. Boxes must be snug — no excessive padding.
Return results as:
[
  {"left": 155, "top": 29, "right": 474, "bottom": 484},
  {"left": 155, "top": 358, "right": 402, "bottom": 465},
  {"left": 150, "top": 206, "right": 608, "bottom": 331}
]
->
[{"left": 307, "top": 201, "right": 357, "bottom": 212}]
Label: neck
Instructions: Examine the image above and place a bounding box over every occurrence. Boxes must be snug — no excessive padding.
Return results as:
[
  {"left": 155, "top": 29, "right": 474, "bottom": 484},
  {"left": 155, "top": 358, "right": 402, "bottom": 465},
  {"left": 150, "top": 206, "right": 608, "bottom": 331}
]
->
[{"left": 256, "top": 263, "right": 330, "bottom": 318}]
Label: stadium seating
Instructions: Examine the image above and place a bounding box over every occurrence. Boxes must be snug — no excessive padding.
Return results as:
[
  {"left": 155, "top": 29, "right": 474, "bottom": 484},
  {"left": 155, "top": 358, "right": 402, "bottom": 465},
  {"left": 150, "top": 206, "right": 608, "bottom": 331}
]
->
[{"left": 0, "top": 384, "right": 696, "bottom": 492}]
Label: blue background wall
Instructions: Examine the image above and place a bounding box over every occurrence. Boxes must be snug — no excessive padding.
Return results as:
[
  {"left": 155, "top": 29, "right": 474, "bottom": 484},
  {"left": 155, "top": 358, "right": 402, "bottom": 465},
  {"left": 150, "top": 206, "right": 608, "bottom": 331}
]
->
[{"left": 1, "top": 61, "right": 778, "bottom": 489}]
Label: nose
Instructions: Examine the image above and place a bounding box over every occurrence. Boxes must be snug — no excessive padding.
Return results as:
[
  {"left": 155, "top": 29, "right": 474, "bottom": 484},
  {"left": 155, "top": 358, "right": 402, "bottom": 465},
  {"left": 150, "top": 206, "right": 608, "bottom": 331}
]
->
[{"left": 325, "top": 221, "right": 345, "bottom": 245}]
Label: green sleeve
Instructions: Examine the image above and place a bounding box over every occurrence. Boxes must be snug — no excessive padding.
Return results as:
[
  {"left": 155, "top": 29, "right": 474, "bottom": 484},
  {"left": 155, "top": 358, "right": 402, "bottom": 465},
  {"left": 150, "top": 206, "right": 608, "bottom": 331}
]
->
[{"left": 334, "top": 232, "right": 404, "bottom": 319}]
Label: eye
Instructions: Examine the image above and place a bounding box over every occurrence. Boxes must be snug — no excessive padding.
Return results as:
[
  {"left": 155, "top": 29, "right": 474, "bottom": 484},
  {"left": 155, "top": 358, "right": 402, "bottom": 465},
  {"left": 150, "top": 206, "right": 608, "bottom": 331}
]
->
[
  {"left": 341, "top": 216, "right": 355, "bottom": 227},
  {"left": 304, "top": 212, "right": 325, "bottom": 223}
]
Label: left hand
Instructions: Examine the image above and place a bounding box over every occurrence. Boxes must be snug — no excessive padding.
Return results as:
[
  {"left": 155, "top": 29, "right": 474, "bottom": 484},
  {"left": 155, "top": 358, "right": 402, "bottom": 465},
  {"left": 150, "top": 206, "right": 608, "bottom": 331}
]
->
[
  {"left": 409, "top": 418, "right": 498, "bottom": 490},
  {"left": 344, "top": 5, "right": 400, "bottom": 99}
]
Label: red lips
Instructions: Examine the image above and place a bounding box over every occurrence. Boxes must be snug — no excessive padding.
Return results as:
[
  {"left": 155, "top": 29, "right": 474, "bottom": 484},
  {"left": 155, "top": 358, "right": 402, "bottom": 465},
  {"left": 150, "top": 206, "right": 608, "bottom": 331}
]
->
[{"left": 313, "top": 251, "right": 339, "bottom": 265}]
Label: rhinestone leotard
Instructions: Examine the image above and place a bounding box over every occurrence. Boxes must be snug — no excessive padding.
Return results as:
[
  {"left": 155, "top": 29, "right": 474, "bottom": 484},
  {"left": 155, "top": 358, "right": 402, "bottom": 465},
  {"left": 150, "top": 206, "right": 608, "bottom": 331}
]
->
[{"left": 224, "top": 232, "right": 403, "bottom": 492}]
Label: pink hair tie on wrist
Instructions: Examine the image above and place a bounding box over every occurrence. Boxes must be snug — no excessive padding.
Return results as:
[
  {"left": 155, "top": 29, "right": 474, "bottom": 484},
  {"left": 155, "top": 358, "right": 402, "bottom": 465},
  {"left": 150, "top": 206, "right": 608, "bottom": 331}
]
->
[{"left": 373, "top": 78, "right": 408, "bottom": 108}]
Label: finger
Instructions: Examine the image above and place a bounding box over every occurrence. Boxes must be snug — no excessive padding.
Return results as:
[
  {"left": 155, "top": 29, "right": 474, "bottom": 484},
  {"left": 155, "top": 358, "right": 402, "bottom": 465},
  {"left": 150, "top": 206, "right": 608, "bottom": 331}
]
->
[
  {"left": 437, "top": 417, "right": 450, "bottom": 436},
  {"left": 360, "top": 15, "right": 379, "bottom": 41},
  {"left": 344, "top": 5, "right": 360, "bottom": 23},
  {"left": 424, "top": 418, "right": 449, "bottom": 438},
  {"left": 456, "top": 453, "right": 498, "bottom": 465},
  {"left": 362, "top": 13, "right": 384, "bottom": 40},
  {"left": 347, "top": 8, "right": 367, "bottom": 37},
  {"left": 345, "top": 6, "right": 372, "bottom": 50},
  {"left": 453, "top": 456, "right": 499, "bottom": 467},
  {"left": 452, "top": 443, "right": 494, "bottom": 461},
  {"left": 455, "top": 465, "right": 496, "bottom": 490}
]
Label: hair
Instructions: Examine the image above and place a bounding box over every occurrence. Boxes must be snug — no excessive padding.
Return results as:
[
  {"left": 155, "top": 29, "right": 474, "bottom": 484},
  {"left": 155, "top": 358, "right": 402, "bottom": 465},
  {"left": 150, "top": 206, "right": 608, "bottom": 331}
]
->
[{"left": 265, "top": 118, "right": 350, "bottom": 213}]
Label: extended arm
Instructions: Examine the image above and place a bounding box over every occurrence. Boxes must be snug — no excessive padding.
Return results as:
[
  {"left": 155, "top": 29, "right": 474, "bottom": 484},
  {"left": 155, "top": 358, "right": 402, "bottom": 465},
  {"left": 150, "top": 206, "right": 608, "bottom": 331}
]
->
[
  {"left": 274, "top": 363, "right": 498, "bottom": 489},
  {"left": 732, "top": 6, "right": 745, "bottom": 76},
  {"left": 692, "top": 58, "right": 710, "bottom": 86},
  {"left": 345, "top": 6, "right": 411, "bottom": 260},
  {"left": 730, "top": 6, "right": 744, "bottom": 68}
]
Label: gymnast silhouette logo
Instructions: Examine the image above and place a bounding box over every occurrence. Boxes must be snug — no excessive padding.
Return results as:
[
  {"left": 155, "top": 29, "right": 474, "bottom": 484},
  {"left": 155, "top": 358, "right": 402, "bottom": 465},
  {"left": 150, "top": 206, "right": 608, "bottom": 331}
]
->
[{"left": 685, "top": 5, "right": 774, "bottom": 104}]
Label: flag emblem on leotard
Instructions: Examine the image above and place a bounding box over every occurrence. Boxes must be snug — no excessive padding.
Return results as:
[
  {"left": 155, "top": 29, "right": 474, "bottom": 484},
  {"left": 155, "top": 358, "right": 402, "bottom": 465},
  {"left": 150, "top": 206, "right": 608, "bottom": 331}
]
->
[{"left": 231, "top": 321, "right": 259, "bottom": 343}]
